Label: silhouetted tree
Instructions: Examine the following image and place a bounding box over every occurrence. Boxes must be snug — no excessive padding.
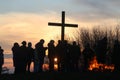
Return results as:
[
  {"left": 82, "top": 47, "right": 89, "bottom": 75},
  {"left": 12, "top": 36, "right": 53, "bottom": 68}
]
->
[
  {"left": 80, "top": 28, "right": 92, "bottom": 48},
  {"left": 75, "top": 25, "right": 120, "bottom": 65}
]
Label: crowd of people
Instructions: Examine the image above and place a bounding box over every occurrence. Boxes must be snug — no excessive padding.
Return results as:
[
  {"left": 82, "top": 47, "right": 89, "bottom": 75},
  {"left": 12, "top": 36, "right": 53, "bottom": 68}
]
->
[
  {"left": 0, "top": 38, "right": 120, "bottom": 74},
  {"left": 11, "top": 39, "right": 81, "bottom": 74}
]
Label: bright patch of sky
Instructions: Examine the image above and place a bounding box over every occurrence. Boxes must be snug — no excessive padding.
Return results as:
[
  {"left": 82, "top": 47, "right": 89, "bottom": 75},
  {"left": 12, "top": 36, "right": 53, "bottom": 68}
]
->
[{"left": 1, "top": 0, "right": 120, "bottom": 53}]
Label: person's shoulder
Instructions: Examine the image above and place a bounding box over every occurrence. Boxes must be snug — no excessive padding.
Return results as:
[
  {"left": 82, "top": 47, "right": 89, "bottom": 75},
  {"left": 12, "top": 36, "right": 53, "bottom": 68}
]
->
[
  {"left": 36, "top": 42, "right": 40, "bottom": 45},
  {"left": 1, "top": 49, "right": 4, "bottom": 52}
]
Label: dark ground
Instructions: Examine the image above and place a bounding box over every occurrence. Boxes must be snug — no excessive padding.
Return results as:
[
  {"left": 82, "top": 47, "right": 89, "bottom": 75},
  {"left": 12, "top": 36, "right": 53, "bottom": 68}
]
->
[{"left": 0, "top": 72, "right": 120, "bottom": 80}]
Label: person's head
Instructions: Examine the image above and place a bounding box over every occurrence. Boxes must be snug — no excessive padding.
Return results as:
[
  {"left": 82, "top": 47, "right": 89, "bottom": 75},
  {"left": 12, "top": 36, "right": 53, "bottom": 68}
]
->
[
  {"left": 50, "top": 40, "right": 54, "bottom": 44},
  {"left": 58, "top": 40, "right": 61, "bottom": 44},
  {"left": 73, "top": 41, "right": 76, "bottom": 45},
  {"left": 28, "top": 42, "right": 32, "bottom": 47},
  {"left": 14, "top": 42, "right": 19, "bottom": 47},
  {"left": 40, "top": 39, "right": 45, "bottom": 44},
  {"left": 21, "top": 41, "right": 27, "bottom": 46}
]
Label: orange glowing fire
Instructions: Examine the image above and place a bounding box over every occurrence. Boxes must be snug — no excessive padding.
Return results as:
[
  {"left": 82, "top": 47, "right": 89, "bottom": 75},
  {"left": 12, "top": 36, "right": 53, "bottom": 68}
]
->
[
  {"left": 54, "top": 58, "right": 57, "bottom": 63},
  {"left": 88, "top": 56, "right": 114, "bottom": 72}
]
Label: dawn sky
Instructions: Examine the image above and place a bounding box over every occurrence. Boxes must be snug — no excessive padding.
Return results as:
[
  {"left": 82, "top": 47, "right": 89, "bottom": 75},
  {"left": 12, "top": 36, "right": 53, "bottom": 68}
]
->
[{"left": 0, "top": 0, "right": 120, "bottom": 53}]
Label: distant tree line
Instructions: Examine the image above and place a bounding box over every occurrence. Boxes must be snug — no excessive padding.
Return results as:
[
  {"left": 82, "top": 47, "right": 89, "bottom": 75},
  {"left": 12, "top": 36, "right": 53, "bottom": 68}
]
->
[{"left": 75, "top": 24, "right": 120, "bottom": 51}]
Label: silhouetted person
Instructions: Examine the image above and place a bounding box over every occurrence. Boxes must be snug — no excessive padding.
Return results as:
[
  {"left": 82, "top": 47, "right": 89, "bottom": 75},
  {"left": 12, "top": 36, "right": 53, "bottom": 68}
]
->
[
  {"left": 62, "top": 40, "right": 70, "bottom": 72},
  {"left": 96, "top": 37, "right": 108, "bottom": 64},
  {"left": 33, "top": 49, "right": 39, "bottom": 73},
  {"left": 55, "top": 40, "right": 68, "bottom": 72},
  {"left": 55, "top": 40, "right": 63, "bottom": 71},
  {"left": 82, "top": 43, "right": 95, "bottom": 72},
  {"left": 26, "top": 42, "right": 34, "bottom": 73},
  {"left": 19, "top": 41, "right": 28, "bottom": 73},
  {"left": 47, "top": 40, "right": 56, "bottom": 72},
  {"left": 112, "top": 40, "right": 120, "bottom": 72},
  {"left": 11, "top": 42, "right": 20, "bottom": 74},
  {"left": 0, "top": 46, "right": 4, "bottom": 74},
  {"left": 35, "top": 39, "right": 47, "bottom": 72},
  {"left": 70, "top": 41, "right": 81, "bottom": 72}
]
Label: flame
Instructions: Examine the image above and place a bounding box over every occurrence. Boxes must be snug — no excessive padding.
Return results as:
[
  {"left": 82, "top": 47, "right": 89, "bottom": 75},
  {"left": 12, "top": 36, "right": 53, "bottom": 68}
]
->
[
  {"left": 88, "top": 56, "right": 114, "bottom": 72},
  {"left": 54, "top": 58, "right": 58, "bottom": 62},
  {"left": 54, "top": 64, "right": 58, "bottom": 71},
  {"left": 89, "top": 56, "right": 99, "bottom": 70}
]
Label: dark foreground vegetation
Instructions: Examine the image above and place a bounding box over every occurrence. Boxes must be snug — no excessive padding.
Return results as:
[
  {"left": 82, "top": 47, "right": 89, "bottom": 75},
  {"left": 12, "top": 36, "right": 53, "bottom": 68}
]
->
[{"left": 0, "top": 72, "right": 120, "bottom": 80}]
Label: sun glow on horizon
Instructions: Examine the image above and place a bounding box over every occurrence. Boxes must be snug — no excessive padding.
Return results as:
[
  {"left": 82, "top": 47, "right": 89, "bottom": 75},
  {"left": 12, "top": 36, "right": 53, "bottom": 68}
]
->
[
  {"left": 0, "top": 12, "right": 80, "bottom": 54},
  {"left": 0, "top": 12, "right": 120, "bottom": 54}
]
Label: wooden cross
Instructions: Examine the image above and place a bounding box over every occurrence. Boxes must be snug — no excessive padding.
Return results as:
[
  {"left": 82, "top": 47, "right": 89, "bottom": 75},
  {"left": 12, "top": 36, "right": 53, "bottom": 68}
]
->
[{"left": 48, "top": 11, "right": 78, "bottom": 41}]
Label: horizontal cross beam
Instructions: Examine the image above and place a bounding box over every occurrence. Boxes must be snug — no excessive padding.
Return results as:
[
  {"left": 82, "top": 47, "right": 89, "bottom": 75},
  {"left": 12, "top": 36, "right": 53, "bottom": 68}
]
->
[{"left": 48, "top": 22, "right": 78, "bottom": 27}]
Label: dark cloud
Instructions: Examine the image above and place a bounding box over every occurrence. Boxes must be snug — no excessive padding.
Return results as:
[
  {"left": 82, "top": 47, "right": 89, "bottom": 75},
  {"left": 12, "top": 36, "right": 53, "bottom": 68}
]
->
[{"left": 71, "top": 0, "right": 120, "bottom": 22}]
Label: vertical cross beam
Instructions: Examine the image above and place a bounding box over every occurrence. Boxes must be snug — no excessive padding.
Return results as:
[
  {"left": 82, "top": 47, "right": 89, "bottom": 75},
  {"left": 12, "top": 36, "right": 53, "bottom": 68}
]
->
[{"left": 62, "top": 11, "right": 65, "bottom": 41}]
